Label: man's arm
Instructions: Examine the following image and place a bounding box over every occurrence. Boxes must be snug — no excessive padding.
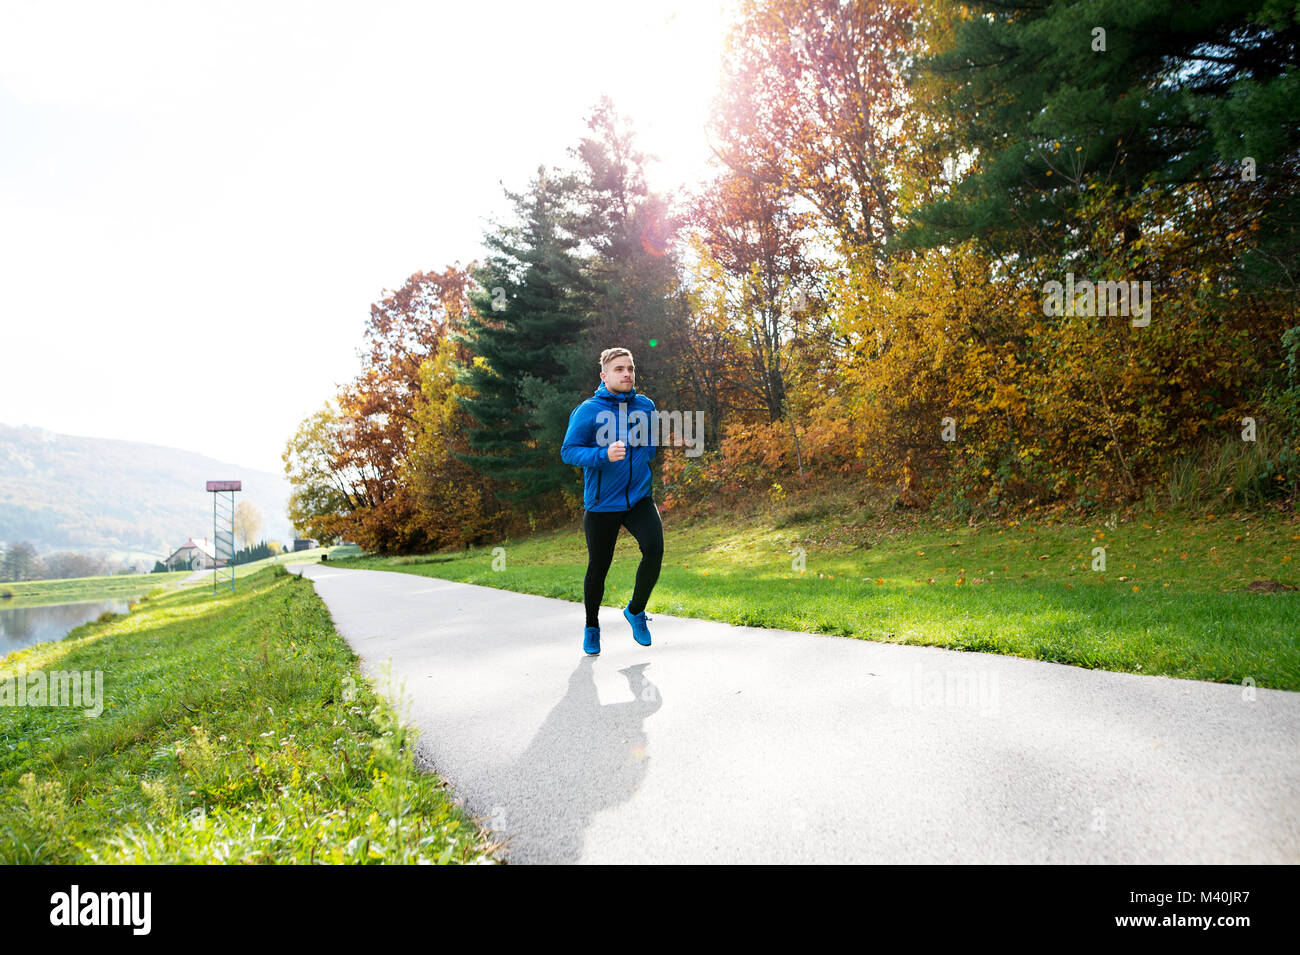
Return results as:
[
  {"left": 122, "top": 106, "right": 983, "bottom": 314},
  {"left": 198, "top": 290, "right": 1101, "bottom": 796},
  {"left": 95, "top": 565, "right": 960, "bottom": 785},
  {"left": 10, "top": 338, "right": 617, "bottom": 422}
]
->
[{"left": 561, "top": 403, "right": 613, "bottom": 469}]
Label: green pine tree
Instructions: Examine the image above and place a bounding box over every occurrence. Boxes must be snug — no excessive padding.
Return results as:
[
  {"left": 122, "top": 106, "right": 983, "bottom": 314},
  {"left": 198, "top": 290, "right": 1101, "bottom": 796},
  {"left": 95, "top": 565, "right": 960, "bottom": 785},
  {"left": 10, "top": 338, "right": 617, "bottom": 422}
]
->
[
  {"left": 568, "top": 96, "right": 692, "bottom": 409},
  {"left": 452, "top": 165, "right": 594, "bottom": 503},
  {"left": 898, "top": 0, "right": 1299, "bottom": 269}
]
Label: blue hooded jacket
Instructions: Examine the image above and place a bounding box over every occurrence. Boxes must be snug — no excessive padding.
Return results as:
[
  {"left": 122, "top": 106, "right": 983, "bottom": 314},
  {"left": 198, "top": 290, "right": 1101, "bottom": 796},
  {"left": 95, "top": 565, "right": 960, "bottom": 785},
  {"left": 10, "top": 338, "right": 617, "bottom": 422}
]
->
[{"left": 560, "top": 383, "right": 657, "bottom": 512}]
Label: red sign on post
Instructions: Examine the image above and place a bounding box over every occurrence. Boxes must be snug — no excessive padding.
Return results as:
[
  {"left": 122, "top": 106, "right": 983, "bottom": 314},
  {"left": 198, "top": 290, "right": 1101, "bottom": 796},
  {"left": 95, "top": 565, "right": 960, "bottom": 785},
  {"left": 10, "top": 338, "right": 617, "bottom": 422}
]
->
[{"left": 206, "top": 480, "right": 242, "bottom": 492}]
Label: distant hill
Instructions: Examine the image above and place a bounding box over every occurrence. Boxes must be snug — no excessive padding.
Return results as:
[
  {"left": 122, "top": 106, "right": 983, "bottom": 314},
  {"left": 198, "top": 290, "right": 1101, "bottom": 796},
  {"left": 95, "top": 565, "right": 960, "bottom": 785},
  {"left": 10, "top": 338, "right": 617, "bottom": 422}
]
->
[{"left": 0, "top": 423, "right": 293, "bottom": 563}]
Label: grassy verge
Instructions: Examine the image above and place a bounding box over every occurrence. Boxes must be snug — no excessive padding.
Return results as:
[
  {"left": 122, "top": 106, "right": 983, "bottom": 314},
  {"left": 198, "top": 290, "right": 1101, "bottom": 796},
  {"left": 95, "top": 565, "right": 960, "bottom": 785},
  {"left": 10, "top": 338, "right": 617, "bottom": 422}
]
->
[
  {"left": 0, "top": 563, "right": 501, "bottom": 864},
  {"left": 329, "top": 495, "right": 1300, "bottom": 690}
]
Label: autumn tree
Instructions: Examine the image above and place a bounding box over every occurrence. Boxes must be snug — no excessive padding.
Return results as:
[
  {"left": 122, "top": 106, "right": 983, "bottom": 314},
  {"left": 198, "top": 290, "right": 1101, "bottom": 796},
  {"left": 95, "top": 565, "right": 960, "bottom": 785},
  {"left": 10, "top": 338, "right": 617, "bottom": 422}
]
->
[
  {"left": 674, "top": 232, "right": 749, "bottom": 451},
  {"left": 834, "top": 241, "right": 1041, "bottom": 504},
  {"left": 283, "top": 398, "right": 369, "bottom": 546},
  {"left": 348, "top": 268, "right": 477, "bottom": 447},
  {"left": 687, "top": 170, "right": 821, "bottom": 425},
  {"left": 404, "top": 293, "right": 512, "bottom": 548},
  {"left": 672, "top": 0, "right": 920, "bottom": 493},
  {"left": 233, "top": 500, "right": 262, "bottom": 549},
  {"left": 324, "top": 267, "right": 478, "bottom": 552},
  {"left": 709, "top": 0, "right": 919, "bottom": 273}
]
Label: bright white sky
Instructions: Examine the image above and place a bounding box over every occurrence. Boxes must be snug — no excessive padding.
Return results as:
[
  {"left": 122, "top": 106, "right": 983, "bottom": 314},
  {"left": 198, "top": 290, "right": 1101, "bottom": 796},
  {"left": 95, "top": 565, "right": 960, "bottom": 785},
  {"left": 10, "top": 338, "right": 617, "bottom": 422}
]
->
[{"left": 0, "top": 0, "right": 737, "bottom": 475}]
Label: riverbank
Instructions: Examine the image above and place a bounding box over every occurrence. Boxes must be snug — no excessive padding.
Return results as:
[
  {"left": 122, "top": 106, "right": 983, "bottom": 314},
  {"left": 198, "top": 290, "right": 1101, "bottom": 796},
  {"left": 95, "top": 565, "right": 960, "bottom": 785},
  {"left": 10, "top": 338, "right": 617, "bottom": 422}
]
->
[
  {"left": 0, "top": 571, "right": 184, "bottom": 608},
  {"left": 0, "top": 563, "right": 501, "bottom": 863},
  {"left": 0, "top": 547, "right": 348, "bottom": 609}
]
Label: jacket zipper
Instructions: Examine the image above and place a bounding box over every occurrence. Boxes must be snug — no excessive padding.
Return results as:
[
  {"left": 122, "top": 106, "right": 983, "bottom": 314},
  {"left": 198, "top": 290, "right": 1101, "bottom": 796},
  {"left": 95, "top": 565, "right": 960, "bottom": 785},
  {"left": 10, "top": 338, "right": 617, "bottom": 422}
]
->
[
  {"left": 595, "top": 470, "right": 602, "bottom": 506},
  {"left": 625, "top": 401, "right": 635, "bottom": 508}
]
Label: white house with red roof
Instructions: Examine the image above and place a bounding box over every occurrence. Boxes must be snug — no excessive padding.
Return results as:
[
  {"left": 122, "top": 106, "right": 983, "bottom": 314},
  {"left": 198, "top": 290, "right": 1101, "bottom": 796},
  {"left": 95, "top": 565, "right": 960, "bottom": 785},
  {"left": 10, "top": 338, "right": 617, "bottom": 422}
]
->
[{"left": 163, "top": 537, "right": 224, "bottom": 570}]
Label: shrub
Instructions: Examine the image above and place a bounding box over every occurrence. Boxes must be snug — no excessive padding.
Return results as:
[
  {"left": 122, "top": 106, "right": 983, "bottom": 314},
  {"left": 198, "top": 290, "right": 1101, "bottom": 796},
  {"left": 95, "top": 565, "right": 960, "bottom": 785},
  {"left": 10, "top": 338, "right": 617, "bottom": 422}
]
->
[{"left": 1165, "top": 424, "right": 1294, "bottom": 510}]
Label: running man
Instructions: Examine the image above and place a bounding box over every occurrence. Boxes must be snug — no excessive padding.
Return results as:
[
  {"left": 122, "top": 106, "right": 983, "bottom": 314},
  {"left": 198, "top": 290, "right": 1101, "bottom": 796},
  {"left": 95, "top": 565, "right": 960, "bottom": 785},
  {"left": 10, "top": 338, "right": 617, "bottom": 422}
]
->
[{"left": 560, "top": 347, "right": 664, "bottom": 655}]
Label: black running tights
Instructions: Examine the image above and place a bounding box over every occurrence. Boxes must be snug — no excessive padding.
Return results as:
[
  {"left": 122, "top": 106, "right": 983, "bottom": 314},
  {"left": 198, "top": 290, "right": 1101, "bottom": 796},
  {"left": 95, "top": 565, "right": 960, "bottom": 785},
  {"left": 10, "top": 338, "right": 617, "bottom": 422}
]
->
[{"left": 582, "top": 495, "right": 663, "bottom": 628}]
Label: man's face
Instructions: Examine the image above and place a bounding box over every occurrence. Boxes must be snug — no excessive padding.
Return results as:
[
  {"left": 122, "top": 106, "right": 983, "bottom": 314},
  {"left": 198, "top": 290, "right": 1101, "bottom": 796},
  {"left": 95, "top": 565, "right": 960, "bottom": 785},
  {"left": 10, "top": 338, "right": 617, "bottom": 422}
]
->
[{"left": 601, "top": 356, "right": 635, "bottom": 393}]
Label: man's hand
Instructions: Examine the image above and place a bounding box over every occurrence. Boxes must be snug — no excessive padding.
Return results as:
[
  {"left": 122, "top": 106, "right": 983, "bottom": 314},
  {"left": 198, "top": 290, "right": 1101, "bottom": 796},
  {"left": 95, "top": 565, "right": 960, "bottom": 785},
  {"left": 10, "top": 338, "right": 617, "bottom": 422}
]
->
[{"left": 607, "top": 440, "right": 626, "bottom": 462}]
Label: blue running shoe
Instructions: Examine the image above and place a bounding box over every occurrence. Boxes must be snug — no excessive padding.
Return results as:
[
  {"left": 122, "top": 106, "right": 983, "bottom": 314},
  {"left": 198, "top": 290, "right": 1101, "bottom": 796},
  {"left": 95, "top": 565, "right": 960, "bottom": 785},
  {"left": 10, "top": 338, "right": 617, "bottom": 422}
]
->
[
  {"left": 623, "top": 605, "right": 652, "bottom": 646},
  {"left": 584, "top": 626, "right": 601, "bottom": 655}
]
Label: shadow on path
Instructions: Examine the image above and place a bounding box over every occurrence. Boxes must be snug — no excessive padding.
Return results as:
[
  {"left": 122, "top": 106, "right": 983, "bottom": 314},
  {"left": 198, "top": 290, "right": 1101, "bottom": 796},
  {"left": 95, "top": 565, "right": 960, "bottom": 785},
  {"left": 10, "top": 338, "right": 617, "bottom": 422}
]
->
[{"left": 482, "top": 657, "right": 661, "bottom": 863}]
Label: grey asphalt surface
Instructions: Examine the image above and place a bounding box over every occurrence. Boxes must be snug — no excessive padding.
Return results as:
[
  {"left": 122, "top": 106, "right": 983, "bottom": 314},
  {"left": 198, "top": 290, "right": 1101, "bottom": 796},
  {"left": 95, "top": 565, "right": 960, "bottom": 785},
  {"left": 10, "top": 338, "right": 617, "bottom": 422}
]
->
[{"left": 288, "top": 563, "right": 1300, "bottom": 864}]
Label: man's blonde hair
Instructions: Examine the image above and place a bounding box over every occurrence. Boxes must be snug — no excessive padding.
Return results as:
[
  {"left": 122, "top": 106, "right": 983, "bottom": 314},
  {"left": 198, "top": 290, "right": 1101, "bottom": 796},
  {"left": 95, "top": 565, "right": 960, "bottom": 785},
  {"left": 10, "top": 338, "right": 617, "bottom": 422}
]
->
[{"left": 599, "top": 347, "right": 634, "bottom": 369}]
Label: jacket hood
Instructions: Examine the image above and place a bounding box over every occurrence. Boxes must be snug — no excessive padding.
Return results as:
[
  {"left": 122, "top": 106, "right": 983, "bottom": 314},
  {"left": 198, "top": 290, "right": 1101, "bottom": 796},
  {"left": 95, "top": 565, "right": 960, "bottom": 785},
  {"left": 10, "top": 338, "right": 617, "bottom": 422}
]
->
[{"left": 594, "top": 382, "right": 636, "bottom": 402}]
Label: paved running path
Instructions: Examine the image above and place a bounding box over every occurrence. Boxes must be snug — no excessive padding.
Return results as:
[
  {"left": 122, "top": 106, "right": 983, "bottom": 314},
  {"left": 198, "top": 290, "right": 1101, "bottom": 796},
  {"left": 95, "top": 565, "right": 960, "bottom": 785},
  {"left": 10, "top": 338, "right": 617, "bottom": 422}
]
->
[{"left": 289, "top": 564, "right": 1300, "bottom": 864}]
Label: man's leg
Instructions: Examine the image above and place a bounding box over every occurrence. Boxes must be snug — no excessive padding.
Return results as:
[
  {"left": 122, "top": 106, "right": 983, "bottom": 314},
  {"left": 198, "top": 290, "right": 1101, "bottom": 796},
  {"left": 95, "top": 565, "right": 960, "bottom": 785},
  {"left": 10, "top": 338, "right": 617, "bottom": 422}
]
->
[
  {"left": 621, "top": 496, "right": 664, "bottom": 616},
  {"left": 582, "top": 508, "right": 622, "bottom": 628}
]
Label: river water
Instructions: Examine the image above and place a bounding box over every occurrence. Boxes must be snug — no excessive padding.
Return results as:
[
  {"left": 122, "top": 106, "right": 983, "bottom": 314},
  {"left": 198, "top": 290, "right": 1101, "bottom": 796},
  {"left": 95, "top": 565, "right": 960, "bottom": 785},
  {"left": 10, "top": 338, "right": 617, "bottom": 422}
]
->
[{"left": 0, "top": 598, "right": 137, "bottom": 660}]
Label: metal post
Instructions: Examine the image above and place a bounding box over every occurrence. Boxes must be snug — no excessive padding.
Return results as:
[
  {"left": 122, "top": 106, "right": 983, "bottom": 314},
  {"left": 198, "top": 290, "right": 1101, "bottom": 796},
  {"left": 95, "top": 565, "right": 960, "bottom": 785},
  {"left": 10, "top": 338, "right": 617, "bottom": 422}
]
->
[{"left": 207, "top": 480, "right": 240, "bottom": 596}]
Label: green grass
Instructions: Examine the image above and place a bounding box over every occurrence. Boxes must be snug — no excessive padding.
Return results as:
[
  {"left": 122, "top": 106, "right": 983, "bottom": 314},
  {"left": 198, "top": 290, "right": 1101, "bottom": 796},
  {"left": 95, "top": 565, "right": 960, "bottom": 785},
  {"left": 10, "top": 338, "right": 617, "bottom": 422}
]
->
[
  {"left": 1, "top": 571, "right": 187, "bottom": 608},
  {"left": 329, "top": 499, "right": 1300, "bottom": 690},
  {"left": 0, "top": 563, "right": 502, "bottom": 864},
  {"left": 0, "top": 547, "right": 345, "bottom": 609}
]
